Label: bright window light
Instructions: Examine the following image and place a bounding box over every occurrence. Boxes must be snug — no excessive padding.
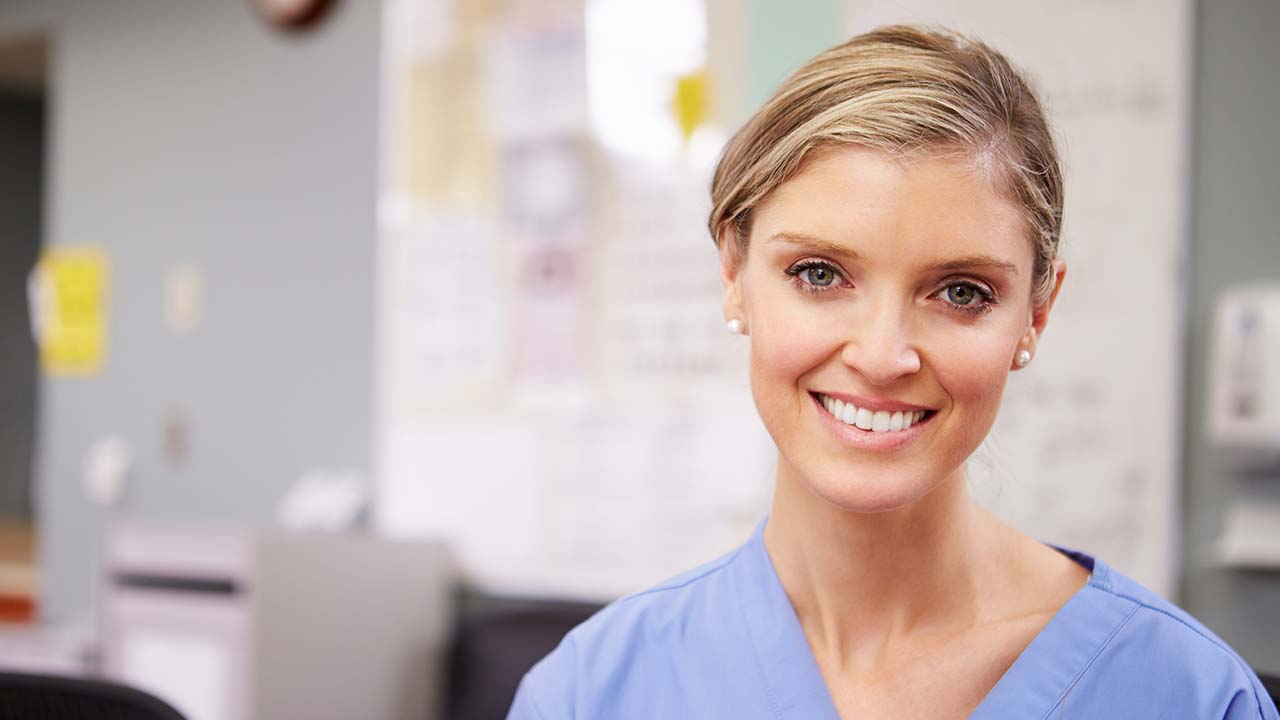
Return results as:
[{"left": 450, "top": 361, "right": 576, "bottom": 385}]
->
[{"left": 586, "top": 0, "right": 707, "bottom": 161}]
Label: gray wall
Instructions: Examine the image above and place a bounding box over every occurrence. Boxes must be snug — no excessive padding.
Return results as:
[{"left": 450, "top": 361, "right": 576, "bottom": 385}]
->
[
  {"left": 0, "top": 93, "right": 41, "bottom": 522},
  {"left": 1182, "top": 0, "right": 1280, "bottom": 675},
  {"left": 0, "top": 0, "right": 381, "bottom": 620}
]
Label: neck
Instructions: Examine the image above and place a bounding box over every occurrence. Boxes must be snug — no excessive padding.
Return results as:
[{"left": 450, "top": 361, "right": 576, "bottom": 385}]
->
[{"left": 763, "top": 457, "right": 1006, "bottom": 670}]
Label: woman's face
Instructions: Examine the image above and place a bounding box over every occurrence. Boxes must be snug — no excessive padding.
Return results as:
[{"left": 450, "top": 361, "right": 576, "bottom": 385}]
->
[{"left": 722, "top": 146, "right": 1063, "bottom": 513}]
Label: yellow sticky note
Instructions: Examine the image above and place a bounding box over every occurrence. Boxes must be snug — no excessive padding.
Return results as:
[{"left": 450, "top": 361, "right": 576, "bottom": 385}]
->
[
  {"left": 672, "top": 70, "right": 710, "bottom": 142},
  {"left": 33, "top": 248, "right": 109, "bottom": 376}
]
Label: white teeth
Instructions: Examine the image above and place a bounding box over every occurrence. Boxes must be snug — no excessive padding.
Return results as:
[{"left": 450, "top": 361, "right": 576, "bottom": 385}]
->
[{"left": 818, "top": 394, "right": 928, "bottom": 433}]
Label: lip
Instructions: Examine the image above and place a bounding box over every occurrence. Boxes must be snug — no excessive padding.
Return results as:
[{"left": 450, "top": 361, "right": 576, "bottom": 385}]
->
[
  {"left": 809, "top": 392, "right": 934, "bottom": 451},
  {"left": 813, "top": 391, "right": 934, "bottom": 414}
]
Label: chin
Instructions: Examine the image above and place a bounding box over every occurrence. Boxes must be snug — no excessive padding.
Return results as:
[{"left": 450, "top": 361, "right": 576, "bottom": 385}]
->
[{"left": 789, "top": 462, "right": 951, "bottom": 515}]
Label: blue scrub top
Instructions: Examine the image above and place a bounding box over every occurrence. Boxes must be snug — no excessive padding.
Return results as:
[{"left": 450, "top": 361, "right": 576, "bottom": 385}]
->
[{"left": 508, "top": 519, "right": 1279, "bottom": 719}]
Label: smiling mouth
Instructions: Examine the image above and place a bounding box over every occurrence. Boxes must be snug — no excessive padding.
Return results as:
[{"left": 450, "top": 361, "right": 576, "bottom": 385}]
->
[{"left": 812, "top": 393, "right": 936, "bottom": 433}]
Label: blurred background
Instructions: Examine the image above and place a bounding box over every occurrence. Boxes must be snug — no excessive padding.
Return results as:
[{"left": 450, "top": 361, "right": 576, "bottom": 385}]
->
[{"left": 0, "top": 0, "right": 1277, "bottom": 718}]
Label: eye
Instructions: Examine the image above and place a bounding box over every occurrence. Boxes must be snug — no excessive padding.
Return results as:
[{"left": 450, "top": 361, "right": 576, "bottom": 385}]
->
[
  {"left": 947, "top": 284, "right": 977, "bottom": 305},
  {"left": 934, "top": 280, "right": 996, "bottom": 315},
  {"left": 785, "top": 259, "right": 845, "bottom": 292},
  {"left": 802, "top": 265, "right": 837, "bottom": 286}
]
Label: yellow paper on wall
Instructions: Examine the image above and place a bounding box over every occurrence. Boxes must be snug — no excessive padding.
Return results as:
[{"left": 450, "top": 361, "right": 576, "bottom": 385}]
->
[
  {"left": 672, "top": 70, "right": 710, "bottom": 142},
  {"left": 32, "top": 248, "right": 108, "bottom": 376}
]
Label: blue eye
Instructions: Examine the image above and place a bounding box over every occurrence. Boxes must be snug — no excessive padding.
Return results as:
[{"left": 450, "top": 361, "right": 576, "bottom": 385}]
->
[{"left": 786, "top": 259, "right": 844, "bottom": 292}]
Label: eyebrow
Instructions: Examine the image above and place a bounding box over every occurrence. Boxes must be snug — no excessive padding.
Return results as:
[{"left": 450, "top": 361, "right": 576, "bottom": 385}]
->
[{"left": 766, "top": 231, "right": 1020, "bottom": 276}]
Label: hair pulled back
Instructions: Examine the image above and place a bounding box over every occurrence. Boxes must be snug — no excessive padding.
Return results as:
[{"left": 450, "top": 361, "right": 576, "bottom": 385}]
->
[{"left": 709, "top": 25, "right": 1064, "bottom": 305}]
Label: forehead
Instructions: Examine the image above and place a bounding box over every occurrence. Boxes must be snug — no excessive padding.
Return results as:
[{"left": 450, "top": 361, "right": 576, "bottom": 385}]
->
[{"left": 750, "top": 146, "right": 1032, "bottom": 269}]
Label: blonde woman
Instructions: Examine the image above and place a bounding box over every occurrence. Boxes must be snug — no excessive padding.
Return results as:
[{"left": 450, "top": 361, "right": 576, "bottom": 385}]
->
[{"left": 507, "top": 26, "right": 1280, "bottom": 719}]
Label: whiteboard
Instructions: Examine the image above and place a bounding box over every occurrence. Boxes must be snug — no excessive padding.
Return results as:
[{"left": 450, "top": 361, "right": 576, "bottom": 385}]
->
[{"left": 844, "top": 0, "right": 1193, "bottom": 596}]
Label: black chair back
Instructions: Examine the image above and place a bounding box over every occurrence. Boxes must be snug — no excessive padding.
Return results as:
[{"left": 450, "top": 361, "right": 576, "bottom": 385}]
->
[
  {"left": 1260, "top": 673, "right": 1279, "bottom": 710},
  {"left": 444, "top": 594, "right": 604, "bottom": 720},
  {"left": 0, "top": 671, "right": 186, "bottom": 720}
]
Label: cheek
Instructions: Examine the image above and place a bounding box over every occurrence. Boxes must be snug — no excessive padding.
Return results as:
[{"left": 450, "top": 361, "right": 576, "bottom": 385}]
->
[
  {"left": 751, "top": 324, "right": 829, "bottom": 383},
  {"left": 930, "top": 324, "right": 1018, "bottom": 417},
  {"left": 745, "top": 293, "right": 837, "bottom": 397}
]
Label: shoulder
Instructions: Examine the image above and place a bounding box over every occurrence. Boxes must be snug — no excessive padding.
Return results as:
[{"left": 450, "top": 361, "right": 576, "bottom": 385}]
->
[
  {"left": 508, "top": 544, "right": 751, "bottom": 718},
  {"left": 1072, "top": 558, "right": 1278, "bottom": 719},
  {"left": 1091, "top": 561, "right": 1252, "bottom": 670}
]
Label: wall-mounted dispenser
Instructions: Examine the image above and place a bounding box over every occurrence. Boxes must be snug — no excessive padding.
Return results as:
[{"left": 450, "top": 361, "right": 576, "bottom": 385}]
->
[
  {"left": 1208, "top": 285, "right": 1280, "bottom": 568},
  {"left": 1209, "top": 285, "right": 1280, "bottom": 463}
]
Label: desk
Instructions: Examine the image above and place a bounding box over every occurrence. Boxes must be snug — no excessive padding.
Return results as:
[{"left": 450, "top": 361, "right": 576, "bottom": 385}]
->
[{"left": 100, "top": 523, "right": 455, "bottom": 720}]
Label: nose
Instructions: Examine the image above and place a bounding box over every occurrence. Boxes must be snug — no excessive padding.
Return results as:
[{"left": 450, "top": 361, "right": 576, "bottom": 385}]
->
[{"left": 839, "top": 298, "right": 922, "bottom": 386}]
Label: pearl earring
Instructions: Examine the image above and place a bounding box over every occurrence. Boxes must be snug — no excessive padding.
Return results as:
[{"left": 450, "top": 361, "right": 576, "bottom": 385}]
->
[
  {"left": 726, "top": 319, "right": 745, "bottom": 335},
  {"left": 1015, "top": 349, "right": 1032, "bottom": 368}
]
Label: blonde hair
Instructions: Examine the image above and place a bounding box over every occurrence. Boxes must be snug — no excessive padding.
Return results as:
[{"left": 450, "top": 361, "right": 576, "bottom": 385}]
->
[{"left": 709, "top": 25, "right": 1064, "bottom": 305}]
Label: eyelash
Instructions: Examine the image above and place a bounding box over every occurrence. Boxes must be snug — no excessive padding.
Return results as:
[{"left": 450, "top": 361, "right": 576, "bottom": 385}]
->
[{"left": 783, "top": 259, "right": 998, "bottom": 316}]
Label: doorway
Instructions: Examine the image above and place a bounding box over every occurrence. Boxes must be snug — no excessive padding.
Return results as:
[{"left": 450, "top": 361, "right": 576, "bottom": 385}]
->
[{"left": 0, "top": 31, "right": 47, "bottom": 624}]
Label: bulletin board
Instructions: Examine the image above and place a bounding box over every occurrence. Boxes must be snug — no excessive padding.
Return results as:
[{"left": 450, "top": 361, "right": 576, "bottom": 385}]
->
[
  {"left": 374, "top": 0, "right": 1193, "bottom": 599},
  {"left": 373, "top": 0, "right": 770, "bottom": 600}
]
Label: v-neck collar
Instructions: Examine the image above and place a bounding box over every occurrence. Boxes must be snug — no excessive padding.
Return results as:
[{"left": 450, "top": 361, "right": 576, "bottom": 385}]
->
[
  {"left": 729, "top": 518, "right": 1131, "bottom": 720},
  {"left": 731, "top": 519, "right": 842, "bottom": 719},
  {"left": 969, "top": 550, "right": 1135, "bottom": 719}
]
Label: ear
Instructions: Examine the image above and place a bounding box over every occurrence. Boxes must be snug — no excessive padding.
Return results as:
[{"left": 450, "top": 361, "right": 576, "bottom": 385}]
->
[
  {"left": 719, "top": 228, "right": 747, "bottom": 332},
  {"left": 1015, "top": 257, "right": 1066, "bottom": 369}
]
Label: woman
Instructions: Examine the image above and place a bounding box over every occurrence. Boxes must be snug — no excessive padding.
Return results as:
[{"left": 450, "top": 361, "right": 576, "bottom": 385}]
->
[{"left": 507, "top": 25, "right": 1280, "bottom": 719}]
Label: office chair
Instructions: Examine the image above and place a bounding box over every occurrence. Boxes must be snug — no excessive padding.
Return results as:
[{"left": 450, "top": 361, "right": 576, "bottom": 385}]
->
[
  {"left": 1260, "top": 673, "right": 1279, "bottom": 710},
  {"left": 0, "top": 671, "right": 186, "bottom": 720},
  {"left": 444, "top": 593, "right": 604, "bottom": 720}
]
